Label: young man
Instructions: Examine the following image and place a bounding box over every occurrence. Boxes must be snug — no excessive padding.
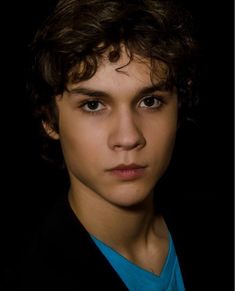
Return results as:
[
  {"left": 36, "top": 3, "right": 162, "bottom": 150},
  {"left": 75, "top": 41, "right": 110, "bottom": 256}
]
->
[{"left": 10, "top": 0, "right": 197, "bottom": 289}]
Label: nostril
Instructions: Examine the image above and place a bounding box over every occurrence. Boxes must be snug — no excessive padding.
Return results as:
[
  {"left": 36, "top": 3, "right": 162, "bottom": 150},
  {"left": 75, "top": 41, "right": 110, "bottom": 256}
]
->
[
  {"left": 107, "top": 113, "right": 146, "bottom": 151},
  {"left": 112, "top": 136, "right": 146, "bottom": 151}
]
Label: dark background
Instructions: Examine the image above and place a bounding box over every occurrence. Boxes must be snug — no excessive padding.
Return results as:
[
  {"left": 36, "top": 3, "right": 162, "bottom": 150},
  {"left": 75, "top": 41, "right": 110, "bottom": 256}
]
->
[{"left": 1, "top": 1, "right": 234, "bottom": 290}]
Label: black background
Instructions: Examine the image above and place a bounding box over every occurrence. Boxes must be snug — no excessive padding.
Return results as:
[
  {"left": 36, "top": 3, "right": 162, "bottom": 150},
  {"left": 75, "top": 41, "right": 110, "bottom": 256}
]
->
[{"left": 1, "top": 1, "right": 234, "bottom": 290}]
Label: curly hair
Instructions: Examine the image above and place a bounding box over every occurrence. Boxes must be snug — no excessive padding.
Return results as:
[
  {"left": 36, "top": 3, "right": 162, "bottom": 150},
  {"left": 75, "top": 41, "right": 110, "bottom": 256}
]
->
[{"left": 29, "top": 0, "right": 198, "bottom": 164}]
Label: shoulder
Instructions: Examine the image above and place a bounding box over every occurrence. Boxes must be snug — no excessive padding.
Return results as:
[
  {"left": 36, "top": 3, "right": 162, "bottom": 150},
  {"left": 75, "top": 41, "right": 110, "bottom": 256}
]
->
[{"left": 5, "top": 196, "right": 127, "bottom": 290}]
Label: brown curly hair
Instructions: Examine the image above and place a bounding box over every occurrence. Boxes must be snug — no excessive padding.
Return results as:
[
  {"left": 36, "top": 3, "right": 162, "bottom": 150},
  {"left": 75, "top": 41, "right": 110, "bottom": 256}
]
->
[{"left": 29, "top": 0, "right": 198, "bottom": 164}]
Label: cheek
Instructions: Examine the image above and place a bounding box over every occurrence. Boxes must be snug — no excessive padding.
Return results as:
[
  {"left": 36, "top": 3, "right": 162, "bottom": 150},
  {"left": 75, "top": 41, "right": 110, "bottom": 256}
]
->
[
  {"left": 146, "top": 116, "right": 177, "bottom": 159},
  {"left": 59, "top": 117, "right": 106, "bottom": 163},
  {"left": 152, "top": 130, "right": 176, "bottom": 159}
]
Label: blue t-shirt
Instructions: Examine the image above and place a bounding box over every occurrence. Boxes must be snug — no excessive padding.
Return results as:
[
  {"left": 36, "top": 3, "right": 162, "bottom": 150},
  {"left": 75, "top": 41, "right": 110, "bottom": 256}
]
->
[{"left": 91, "top": 233, "right": 185, "bottom": 291}]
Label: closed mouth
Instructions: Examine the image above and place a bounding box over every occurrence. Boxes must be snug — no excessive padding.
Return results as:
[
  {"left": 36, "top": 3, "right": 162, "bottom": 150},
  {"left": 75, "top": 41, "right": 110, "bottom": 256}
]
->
[{"left": 107, "top": 164, "right": 147, "bottom": 180}]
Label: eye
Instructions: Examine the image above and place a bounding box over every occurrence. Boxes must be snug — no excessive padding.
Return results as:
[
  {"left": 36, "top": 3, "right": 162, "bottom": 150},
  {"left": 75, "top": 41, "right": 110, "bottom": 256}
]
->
[
  {"left": 81, "top": 100, "right": 105, "bottom": 112},
  {"left": 139, "top": 96, "right": 163, "bottom": 109}
]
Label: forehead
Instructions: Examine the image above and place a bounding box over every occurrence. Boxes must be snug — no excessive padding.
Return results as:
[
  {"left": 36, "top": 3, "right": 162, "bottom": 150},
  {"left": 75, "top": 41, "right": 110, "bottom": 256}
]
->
[{"left": 68, "top": 49, "right": 169, "bottom": 90}]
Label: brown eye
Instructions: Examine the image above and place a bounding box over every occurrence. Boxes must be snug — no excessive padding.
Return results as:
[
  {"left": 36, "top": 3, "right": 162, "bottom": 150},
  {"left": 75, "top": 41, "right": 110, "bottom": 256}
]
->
[
  {"left": 86, "top": 101, "right": 100, "bottom": 110},
  {"left": 81, "top": 100, "right": 105, "bottom": 112},
  {"left": 140, "top": 96, "right": 162, "bottom": 109}
]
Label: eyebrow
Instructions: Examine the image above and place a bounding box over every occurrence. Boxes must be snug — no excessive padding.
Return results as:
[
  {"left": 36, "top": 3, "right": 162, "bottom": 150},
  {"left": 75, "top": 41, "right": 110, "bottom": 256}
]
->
[{"left": 66, "top": 81, "right": 170, "bottom": 99}]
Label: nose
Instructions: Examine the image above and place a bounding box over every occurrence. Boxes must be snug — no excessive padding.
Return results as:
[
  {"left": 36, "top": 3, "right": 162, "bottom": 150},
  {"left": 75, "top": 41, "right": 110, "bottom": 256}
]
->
[{"left": 108, "top": 108, "right": 146, "bottom": 151}]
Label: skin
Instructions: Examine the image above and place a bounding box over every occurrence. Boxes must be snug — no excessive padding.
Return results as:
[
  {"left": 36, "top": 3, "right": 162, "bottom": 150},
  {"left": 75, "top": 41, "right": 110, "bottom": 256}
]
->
[{"left": 46, "top": 50, "right": 178, "bottom": 275}]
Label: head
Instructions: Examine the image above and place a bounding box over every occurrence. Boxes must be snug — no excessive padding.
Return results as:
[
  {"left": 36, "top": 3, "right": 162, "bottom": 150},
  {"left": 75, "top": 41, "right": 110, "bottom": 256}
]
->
[{"left": 29, "top": 0, "right": 197, "bottom": 205}]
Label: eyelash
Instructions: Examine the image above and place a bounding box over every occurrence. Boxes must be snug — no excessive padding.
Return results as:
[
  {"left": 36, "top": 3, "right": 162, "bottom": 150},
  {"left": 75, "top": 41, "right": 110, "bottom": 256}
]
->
[
  {"left": 79, "top": 99, "right": 106, "bottom": 115},
  {"left": 79, "top": 95, "right": 165, "bottom": 115},
  {"left": 139, "top": 95, "right": 164, "bottom": 110}
]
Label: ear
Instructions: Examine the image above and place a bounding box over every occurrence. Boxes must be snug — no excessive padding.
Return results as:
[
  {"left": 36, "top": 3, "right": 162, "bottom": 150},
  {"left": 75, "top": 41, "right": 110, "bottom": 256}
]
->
[{"left": 42, "top": 121, "right": 60, "bottom": 140}]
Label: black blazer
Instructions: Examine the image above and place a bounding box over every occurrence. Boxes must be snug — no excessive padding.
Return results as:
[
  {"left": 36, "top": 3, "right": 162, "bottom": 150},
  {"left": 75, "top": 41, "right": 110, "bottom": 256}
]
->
[
  {"left": 4, "top": 196, "right": 195, "bottom": 290},
  {"left": 5, "top": 196, "right": 129, "bottom": 290}
]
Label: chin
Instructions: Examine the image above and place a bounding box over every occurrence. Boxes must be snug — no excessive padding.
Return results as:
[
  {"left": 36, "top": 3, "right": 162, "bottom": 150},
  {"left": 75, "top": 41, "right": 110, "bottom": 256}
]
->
[{"left": 104, "top": 187, "right": 154, "bottom": 209}]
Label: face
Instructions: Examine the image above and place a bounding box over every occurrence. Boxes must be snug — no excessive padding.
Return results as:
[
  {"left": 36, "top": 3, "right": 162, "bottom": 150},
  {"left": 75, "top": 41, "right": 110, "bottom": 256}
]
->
[{"left": 52, "top": 52, "right": 178, "bottom": 208}]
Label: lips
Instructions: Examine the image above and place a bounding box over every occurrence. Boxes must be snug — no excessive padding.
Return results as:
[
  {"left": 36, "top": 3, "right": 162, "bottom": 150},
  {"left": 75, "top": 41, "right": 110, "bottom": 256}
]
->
[{"left": 107, "top": 164, "right": 147, "bottom": 180}]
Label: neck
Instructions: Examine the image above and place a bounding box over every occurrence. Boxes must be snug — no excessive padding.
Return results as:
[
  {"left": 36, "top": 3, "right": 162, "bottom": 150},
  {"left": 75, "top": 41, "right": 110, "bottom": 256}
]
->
[{"left": 68, "top": 185, "right": 157, "bottom": 253}]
